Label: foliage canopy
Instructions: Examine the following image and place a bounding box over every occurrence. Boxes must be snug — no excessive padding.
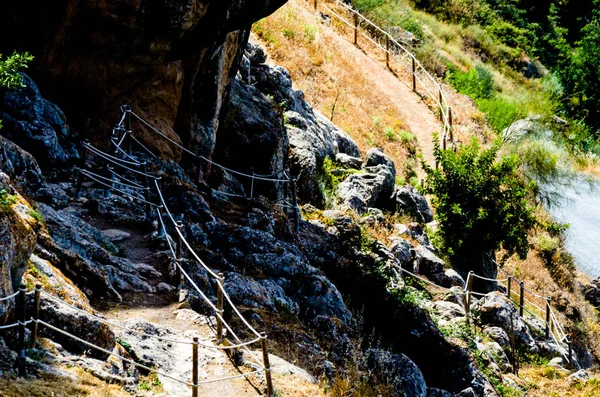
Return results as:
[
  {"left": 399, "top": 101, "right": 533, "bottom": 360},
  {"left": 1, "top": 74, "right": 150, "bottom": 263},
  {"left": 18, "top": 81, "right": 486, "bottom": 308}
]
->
[{"left": 422, "top": 136, "right": 537, "bottom": 267}]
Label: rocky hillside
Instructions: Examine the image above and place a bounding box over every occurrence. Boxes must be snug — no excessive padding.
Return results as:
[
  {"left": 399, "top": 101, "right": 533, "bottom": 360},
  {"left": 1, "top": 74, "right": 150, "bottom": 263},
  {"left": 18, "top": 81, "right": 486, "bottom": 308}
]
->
[{"left": 0, "top": 1, "right": 598, "bottom": 397}]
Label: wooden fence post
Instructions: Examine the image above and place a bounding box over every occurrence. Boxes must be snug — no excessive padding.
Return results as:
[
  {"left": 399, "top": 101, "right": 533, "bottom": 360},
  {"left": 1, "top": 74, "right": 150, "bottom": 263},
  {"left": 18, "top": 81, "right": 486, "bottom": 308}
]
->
[
  {"left": 314, "top": 0, "right": 318, "bottom": 11},
  {"left": 507, "top": 276, "right": 512, "bottom": 300},
  {"left": 291, "top": 177, "right": 300, "bottom": 232},
  {"left": 31, "top": 283, "right": 41, "bottom": 348},
  {"left": 125, "top": 105, "right": 133, "bottom": 155},
  {"left": 354, "top": 13, "right": 358, "bottom": 45},
  {"left": 261, "top": 333, "right": 274, "bottom": 396},
  {"left": 385, "top": 35, "right": 390, "bottom": 68},
  {"left": 467, "top": 271, "right": 474, "bottom": 311},
  {"left": 412, "top": 58, "right": 416, "bottom": 92},
  {"left": 438, "top": 89, "right": 443, "bottom": 123},
  {"left": 545, "top": 297, "right": 551, "bottom": 340},
  {"left": 250, "top": 169, "right": 255, "bottom": 199},
  {"left": 568, "top": 340, "right": 574, "bottom": 369},
  {"left": 216, "top": 273, "right": 224, "bottom": 343},
  {"left": 448, "top": 106, "right": 454, "bottom": 142},
  {"left": 176, "top": 221, "right": 184, "bottom": 288},
  {"left": 192, "top": 337, "right": 198, "bottom": 397},
  {"left": 519, "top": 282, "right": 525, "bottom": 317},
  {"left": 463, "top": 291, "right": 470, "bottom": 325},
  {"left": 18, "top": 283, "right": 26, "bottom": 377}
]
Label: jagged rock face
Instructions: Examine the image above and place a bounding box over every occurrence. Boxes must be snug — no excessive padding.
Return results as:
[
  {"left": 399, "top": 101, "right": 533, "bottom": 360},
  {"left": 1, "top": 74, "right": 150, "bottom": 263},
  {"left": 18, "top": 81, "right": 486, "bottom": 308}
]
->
[
  {"left": 0, "top": 74, "right": 79, "bottom": 171},
  {"left": 0, "top": 0, "right": 287, "bottom": 159},
  {"left": 0, "top": 174, "right": 38, "bottom": 322}
]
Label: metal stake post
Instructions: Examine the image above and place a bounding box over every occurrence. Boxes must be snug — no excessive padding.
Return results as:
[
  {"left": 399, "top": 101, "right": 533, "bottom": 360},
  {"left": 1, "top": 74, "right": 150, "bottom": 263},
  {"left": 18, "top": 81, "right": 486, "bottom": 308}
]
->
[
  {"left": 261, "top": 333, "right": 274, "bottom": 396},
  {"left": 18, "top": 283, "right": 26, "bottom": 377},
  {"left": 192, "top": 337, "right": 198, "bottom": 397},
  {"left": 31, "top": 283, "right": 41, "bottom": 348},
  {"left": 216, "top": 273, "right": 224, "bottom": 343}
]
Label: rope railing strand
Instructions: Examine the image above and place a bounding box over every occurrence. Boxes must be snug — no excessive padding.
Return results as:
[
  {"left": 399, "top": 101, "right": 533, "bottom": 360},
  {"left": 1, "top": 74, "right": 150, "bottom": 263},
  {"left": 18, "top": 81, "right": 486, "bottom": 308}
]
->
[
  {"left": 0, "top": 291, "right": 20, "bottom": 302},
  {"left": 78, "top": 169, "right": 161, "bottom": 208},
  {"left": 83, "top": 143, "right": 161, "bottom": 180},
  {"left": 0, "top": 322, "right": 19, "bottom": 330}
]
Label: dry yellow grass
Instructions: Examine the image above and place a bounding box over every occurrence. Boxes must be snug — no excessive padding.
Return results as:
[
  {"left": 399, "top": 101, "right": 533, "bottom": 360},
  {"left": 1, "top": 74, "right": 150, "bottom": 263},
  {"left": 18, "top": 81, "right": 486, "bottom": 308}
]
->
[
  {"left": 518, "top": 366, "right": 600, "bottom": 397},
  {"left": 0, "top": 369, "right": 130, "bottom": 397}
]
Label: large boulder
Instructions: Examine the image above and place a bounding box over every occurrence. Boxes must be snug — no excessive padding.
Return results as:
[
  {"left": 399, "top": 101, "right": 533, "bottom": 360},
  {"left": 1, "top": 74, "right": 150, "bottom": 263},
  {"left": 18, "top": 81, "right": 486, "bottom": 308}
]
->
[
  {"left": 366, "top": 349, "right": 427, "bottom": 397},
  {"left": 0, "top": 74, "right": 79, "bottom": 170},
  {"left": 475, "top": 292, "right": 538, "bottom": 353},
  {"left": 0, "top": 135, "right": 45, "bottom": 195},
  {"left": 212, "top": 79, "right": 288, "bottom": 199},
  {"left": 36, "top": 203, "right": 154, "bottom": 300},
  {"left": 392, "top": 185, "right": 433, "bottom": 223}
]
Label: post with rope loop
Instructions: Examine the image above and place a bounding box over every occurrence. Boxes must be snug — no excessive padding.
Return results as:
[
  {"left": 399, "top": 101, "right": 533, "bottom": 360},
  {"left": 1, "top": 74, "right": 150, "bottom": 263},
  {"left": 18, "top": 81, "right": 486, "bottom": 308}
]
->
[
  {"left": 438, "top": 89, "right": 444, "bottom": 124},
  {"left": 385, "top": 35, "right": 390, "bottom": 68},
  {"left": 261, "top": 333, "right": 274, "bottom": 396},
  {"left": 412, "top": 58, "right": 416, "bottom": 92},
  {"left": 291, "top": 177, "right": 300, "bottom": 233},
  {"left": 122, "top": 104, "right": 133, "bottom": 155},
  {"left": 545, "top": 297, "right": 551, "bottom": 340},
  {"left": 176, "top": 221, "right": 184, "bottom": 289},
  {"left": 314, "top": 0, "right": 317, "bottom": 11},
  {"left": 507, "top": 276, "right": 512, "bottom": 301},
  {"left": 192, "top": 337, "right": 199, "bottom": 397},
  {"left": 353, "top": 13, "right": 359, "bottom": 45},
  {"left": 466, "top": 271, "right": 473, "bottom": 314},
  {"left": 519, "top": 282, "right": 525, "bottom": 317},
  {"left": 216, "top": 273, "right": 225, "bottom": 343},
  {"left": 31, "top": 283, "right": 41, "bottom": 348},
  {"left": 17, "top": 283, "right": 26, "bottom": 377},
  {"left": 448, "top": 106, "right": 454, "bottom": 143},
  {"left": 75, "top": 140, "right": 89, "bottom": 199},
  {"left": 104, "top": 166, "right": 114, "bottom": 199},
  {"left": 142, "top": 162, "right": 153, "bottom": 221}
]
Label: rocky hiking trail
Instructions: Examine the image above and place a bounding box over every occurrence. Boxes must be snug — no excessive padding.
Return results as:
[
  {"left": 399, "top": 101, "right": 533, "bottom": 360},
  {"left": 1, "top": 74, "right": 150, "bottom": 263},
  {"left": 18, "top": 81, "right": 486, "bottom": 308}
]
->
[{"left": 80, "top": 212, "right": 315, "bottom": 397}]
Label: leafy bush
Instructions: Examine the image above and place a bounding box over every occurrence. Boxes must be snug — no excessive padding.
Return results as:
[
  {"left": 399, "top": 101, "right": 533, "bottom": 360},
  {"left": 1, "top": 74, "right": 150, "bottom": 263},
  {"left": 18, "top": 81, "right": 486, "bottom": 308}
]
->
[
  {"left": 0, "top": 189, "right": 17, "bottom": 213},
  {"left": 447, "top": 64, "right": 494, "bottom": 99},
  {"left": 477, "top": 96, "right": 522, "bottom": 132},
  {"left": 422, "top": 136, "right": 537, "bottom": 271},
  {"left": 0, "top": 52, "right": 33, "bottom": 89}
]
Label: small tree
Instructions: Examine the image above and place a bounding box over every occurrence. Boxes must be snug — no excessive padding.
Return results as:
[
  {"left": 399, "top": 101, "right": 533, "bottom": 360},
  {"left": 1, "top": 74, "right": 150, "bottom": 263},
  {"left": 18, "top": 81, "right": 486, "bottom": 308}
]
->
[{"left": 422, "top": 136, "right": 537, "bottom": 284}]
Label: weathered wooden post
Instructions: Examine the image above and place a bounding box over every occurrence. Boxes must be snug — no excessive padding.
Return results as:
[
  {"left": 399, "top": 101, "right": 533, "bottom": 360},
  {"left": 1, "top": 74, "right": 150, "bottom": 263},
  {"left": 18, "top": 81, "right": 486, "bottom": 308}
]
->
[
  {"left": 176, "top": 221, "right": 184, "bottom": 288},
  {"left": 216, "top": 273, "right": 224, "bottom": 343},
  {"left": 353, "top": 13, "right": 358, "bottom": 45},
  {"left": 75, "top": 140, "right": 90, "bottom": 199},
  {"left": 507, "top": 275, "right": 512, "bottom": 300},
  {"left": 124, "top": 105, "right": 133, "bottom": 155},
  {"left": 142, "top": 162, "right": 153, "bottom": 220},
  {"left": 261, "top": 333, "right": 274, "bottom": 396},
  {"left": 385, "top": 35, "right": 390, "bottom": 68},
  {"left": 31, "top": 283, "right": 41, "bottom": 348},
  {"left": 314, "top": 0, "right": 318, "bottom": 11},
  {"left": 192, "top": 337, "right": 199, "bottom": 397},
  {"left": 291, "top": 177, "right": 300, "bottom": 232},
  {"left": 467, "top": 271, "right": 474, "bottom": 312},
  {"left": 568, "top": 340, "right": 574, "bottom": 369},
  {"left": 18, "top": 283, "right": 26, "bottom": 377},
  {"left": 439, "top": 89, "right": 443, "bottom": 123},
  {"left": 448, "top": 106, "right": 454, "bottom": 142},
  {"left": 519, "top": 282, "right": 525, "bottom": 317},
  {"left": 545, "top": 297, "right": 551, "bottom": 340},
  {"left": 463, "top": 292, "right": 470, "bottom": 325},
  {"left": 412, "top": 58, "right": 416, "bottom": 92}
]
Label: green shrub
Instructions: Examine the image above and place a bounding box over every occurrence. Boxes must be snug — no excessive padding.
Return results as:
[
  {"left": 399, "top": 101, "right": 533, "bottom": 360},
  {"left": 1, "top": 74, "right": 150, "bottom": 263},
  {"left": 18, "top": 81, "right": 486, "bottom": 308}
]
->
[
  {"left": 421, "top": 136, "right": 537, "bottom": 272},
  {"left": 447, "top": 64, "right": 495, "bottom": 99},
  {"left": 0, "top": 189, "right": 17, "bottom": 213},
  {"left": 477, "top": 96, "right": 522, "bottom": 132}
]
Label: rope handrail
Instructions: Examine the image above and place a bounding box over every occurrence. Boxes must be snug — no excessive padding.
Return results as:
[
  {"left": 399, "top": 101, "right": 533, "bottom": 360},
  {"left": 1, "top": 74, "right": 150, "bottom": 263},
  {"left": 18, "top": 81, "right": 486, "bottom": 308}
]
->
[
  {"left": 128, "top": 132, "right": 159, "bottom": 159},
  {"left": 80, "top": 167, "right": 147, "bottom": 192},
  {"left": 0, "top": 322, "right": 19, "bottom": 330},
  {"left": 470, "top": 273, "right": 508, "bottom": 283},
  {"left": 127, "top": 109, "right": 290, "bottom": 184},
  {"left": 83, "top": 142, "right": 161, "bottom": 180},
  {"left": 0, "top": 291, "right": 20, "bottom": 302},
  {"left": 155, "top": 202, "right": 266, "bottom": 368},
  {"left": 83, "top": 141, "right": 142, "bottom": 167},
  {"left": 397, "top": 265, "right": 455, "bottom": 292},
  {"left": 318, "top": 0, "right": 454, "bottom": 142},
  {"left": 108, "top": 166, "right": 149, "bottom": 190},
  {"left": 78, "top": 169, "right": 161, "bottom": 208}
]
